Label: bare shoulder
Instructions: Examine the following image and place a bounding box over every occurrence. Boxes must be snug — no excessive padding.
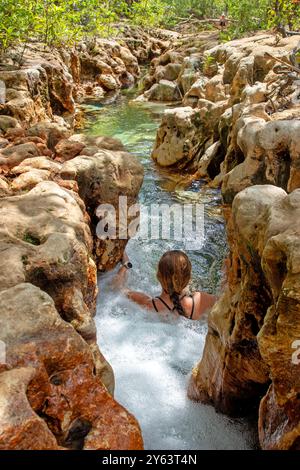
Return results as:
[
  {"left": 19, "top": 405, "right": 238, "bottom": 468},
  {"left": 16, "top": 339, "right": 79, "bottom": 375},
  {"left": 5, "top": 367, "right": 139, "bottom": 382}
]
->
[{"left": 193, "top": 291, "right": 217, "bottom": 319}]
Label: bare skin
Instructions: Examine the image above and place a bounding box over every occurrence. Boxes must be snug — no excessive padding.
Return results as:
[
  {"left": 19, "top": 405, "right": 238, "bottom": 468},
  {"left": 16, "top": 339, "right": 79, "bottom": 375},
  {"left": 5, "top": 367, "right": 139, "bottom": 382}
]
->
[{"left": 114, "top": 252, "right": 217, "bottom": 320}]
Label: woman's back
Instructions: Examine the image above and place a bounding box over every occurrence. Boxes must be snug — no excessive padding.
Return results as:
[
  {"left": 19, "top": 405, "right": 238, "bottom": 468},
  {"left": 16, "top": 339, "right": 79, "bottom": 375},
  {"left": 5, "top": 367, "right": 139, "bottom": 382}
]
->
[{"left": 151, "top": 291, "right": 216, "bottom": 320}]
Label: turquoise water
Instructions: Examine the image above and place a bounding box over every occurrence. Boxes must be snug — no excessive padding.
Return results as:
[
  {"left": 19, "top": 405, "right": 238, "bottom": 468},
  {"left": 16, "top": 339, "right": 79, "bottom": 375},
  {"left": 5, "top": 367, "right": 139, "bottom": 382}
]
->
[
  {"left": 82, "top": 91, "right": 256, "bottom": 450},
  {"left": 82, "top": 90, "right": 226, "bottom": 293}
]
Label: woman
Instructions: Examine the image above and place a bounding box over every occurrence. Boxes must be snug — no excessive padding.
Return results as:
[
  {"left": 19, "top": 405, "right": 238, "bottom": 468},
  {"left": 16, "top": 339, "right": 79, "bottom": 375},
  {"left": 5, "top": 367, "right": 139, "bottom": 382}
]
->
[{"left": 114, "top": 250, "right": 216, "bottom": 320}]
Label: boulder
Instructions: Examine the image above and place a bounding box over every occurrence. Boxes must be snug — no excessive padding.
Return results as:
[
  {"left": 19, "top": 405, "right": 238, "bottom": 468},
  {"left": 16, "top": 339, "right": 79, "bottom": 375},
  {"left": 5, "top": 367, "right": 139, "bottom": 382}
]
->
[
  {"left": 97, "top": 74, "right": 119, "bottom": 91},
  {"left": 69, "top": 134, "right": 125, "bottom": 152},
  {"left": 10, "top": 169, "right": 50, "bottom": 191},
  {"left": 0, "top": 116, "right": 20, "bottom": 132},
  {"left": 27, "top": 122, "right": 71, "bottom": 150},
  {"left": 152, "top": 107, "right": 202, "bottom": 167},
  {"left": 0, "top": 283, "right": 143, "bottom": 449},
  {"left": 55, "top": 138, "right": 85, "bottom": 162},
  {"left": 60, "top": 150, "right": 143, "bottom": 270},
  {"left": 0, "top": 142, "right": 41, "bottom": 169},
  {"left": 0, "top": 368, "right": 59, "bottom": 450},
  {"left": 0, "top": 181, "right": 114, "bottom": 391},
  {"left": 144, "top": 80, "right": 181, "bottom": 102}
]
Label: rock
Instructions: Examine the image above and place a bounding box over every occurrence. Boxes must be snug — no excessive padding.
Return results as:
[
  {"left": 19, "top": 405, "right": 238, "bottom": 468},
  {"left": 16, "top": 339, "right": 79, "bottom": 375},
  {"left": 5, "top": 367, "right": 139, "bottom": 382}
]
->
[
  {"left": 196, "top": 141, "right": 222, "bottom": 179},
  {"left": 189, "top": 185, "right": 300, "bottom": 449},
  {"left": 152, "top": 107, "right": 202, "bottom": 167},
  {"left": 0, "top": 142, "right": 41, "bottom": 169},
  {"left": 27, "top": 122, "right": 71, "bottom": 150},
  {"left": 60, "top": 150, "right": 143, "bottom": 270},
  {"left": 97, "top": 74, "right": 119, "bottom": 91},
  {"left": 10, "top": 169, "right": 50, "bottom": 191},
  {"left": 0, "top": 138, "right": 9, "bottom": 149},
  {"left": 55, "top": 138, "right": 85, "bottom": 162},
  {"left": 4, "top": 127, "right": 25, "bottom": 140},
  {"left": 0, "top": 116, "right": 20, "bottom": 132},
  {"left": 0, "top": 175, "right": 10, "bottom": 197},
  {"left": 151, "top": 33, "right": 300, "bottom": 190},
  {"left": 0, "top": 283, "right": 143, "bottom": 449},
  {"left": 222, "top": 118, "right": 300, "bottom": 204},
  {"left": 155, "top": 63, "right": 182, "bottom": 82},
  {"left": 11, "top": 156, "right": 61, "bottom": 174},
  {"left": 0, "top": 180, "right": 114, "bottom": 389},
  {"left": 145, "top": 80, "right": 181, "bottom": 102},
  {"left": 70, "top": 134, "right": 125, "bottom": 152},
  {"left": 0, "top": 368, "right": 59, "bottom": 450},
  {"left": 119, "top": 71, "right": 135, "bottom": 89}
]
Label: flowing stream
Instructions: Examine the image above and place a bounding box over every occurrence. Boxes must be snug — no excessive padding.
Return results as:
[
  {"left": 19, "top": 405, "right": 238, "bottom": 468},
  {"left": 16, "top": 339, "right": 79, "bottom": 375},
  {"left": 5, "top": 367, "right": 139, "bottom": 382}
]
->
[{"left": 82, "top": 89, "right": 257, "bottom": 450}]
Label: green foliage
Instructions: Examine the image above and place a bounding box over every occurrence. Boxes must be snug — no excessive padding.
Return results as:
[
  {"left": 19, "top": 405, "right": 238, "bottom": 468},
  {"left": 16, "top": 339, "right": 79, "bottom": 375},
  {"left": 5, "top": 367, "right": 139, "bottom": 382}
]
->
[
  {"left": 1, "top": 0, "right": 299, "bottom": 57},
  {"left": 267, "top": 0, "right": 300, "bottom": 30},
  {"left": 129, "top": 0, "right": 167, "bottom": 27}
]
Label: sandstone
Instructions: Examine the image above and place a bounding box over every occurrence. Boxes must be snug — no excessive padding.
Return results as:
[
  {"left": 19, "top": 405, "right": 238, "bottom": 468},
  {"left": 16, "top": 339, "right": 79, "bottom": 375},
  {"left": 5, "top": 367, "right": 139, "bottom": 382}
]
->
[
  {"left": 0, "top": 138, "right": 9, "bottom": 149},
  {"left": 0, "top": 368, "right": 59, "bottom": 450},
  {"left": 144, "top": 80, "right": 181, "bottom": 102},
  {"left": 10, "top": 168, "right": 50, "bottom": 191},
  {"left": 4, "top": 127, "right": 26, "bottom": 140},
  {"left": 152, "top": 107, "right": 202, "bottom": 167},
  {"left": 0, "top": 116, "right": 20, "bottom": 132},
  {"left": 155, "top": 63, "right": 182, "bottom": 82},
  {"left": 60, "top": 150, "right": 143, "bottom": 270},
  {"left": 98, "top": 74, "right": 119, "bottom": 91},
  {"left": 0, "top": 175, "right": 10, "bottom": 197},
  {"left": 27, "top": 122, "right": 71, "bottom": 150},
  {"left": 55, "top": 138, "right": 85, "bottom": 162},
  {"left": 11, "top": 156, "right": 61, "bottom": 174},
  {"left": 0, "top": 142, "right": 41, "bottom": 169},
  {"left": 152, "top": 33, "right": 300, "bottom": 192},
  {"left": 189, "top": 184, "right": 300, "bottom": 449},
  {"left": 70, "top": 134, "right": 125, "bottom": 152},
  {"left": 0, "top": 283, "right": 143, "bottom": 449}
]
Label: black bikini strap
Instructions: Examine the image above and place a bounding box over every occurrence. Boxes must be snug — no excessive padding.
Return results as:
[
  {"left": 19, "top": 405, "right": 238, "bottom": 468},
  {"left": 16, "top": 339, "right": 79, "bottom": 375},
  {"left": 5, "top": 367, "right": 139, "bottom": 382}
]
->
[
  {"left": 156, "top": 297, "right": 172, "bottom": 311},
  {"left": 152, "top": 298, "right": 158, "bottom": 312},
  {"left": 190, "top": 295, "right": 195, "bottom": 320}
]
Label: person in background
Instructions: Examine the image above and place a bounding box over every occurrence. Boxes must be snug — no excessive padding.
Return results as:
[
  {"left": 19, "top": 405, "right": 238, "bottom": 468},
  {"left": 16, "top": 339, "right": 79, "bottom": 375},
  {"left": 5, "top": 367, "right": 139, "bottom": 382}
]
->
[
  {"left": 219, "top": 12, "right": 227, "bottom": 30},
  {"left": 114, "top": 250, "right": 216, "bottom": 320}
]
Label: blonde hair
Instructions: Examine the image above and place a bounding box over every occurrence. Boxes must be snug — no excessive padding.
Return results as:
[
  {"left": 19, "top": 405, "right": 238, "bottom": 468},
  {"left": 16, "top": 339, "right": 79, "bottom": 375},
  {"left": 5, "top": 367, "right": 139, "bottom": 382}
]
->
[{"left": 157, "top": 250, "right": 192, "bottom": 316}]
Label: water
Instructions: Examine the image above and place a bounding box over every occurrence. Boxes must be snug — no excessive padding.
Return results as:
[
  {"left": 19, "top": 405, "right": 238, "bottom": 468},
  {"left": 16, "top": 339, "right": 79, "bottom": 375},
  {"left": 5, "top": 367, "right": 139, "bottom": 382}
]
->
[{"left": 83, "top": 90, "right": 256, "bottom": 450}]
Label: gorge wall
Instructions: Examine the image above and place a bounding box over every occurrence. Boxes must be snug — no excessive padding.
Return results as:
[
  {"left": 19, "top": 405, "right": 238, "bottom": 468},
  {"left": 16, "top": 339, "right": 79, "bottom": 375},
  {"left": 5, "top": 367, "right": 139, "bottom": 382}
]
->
[
  {"left": 145, "top": 32, "right": 300, "bottom": 449},
  {"left": 0, "top": 29, "right": 169, "bottom": 449}
]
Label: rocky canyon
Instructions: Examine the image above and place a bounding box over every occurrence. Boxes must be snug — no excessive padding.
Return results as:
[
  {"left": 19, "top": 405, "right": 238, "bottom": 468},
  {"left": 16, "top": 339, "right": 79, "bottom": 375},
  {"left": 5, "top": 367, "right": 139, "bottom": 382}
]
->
[{"left": 0, "top": 13, "right": 300, "bottom": 451}]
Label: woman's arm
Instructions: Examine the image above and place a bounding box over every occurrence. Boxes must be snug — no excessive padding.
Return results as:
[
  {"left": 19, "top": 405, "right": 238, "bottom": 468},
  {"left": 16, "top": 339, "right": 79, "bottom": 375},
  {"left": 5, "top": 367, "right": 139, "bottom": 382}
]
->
[
  {"left": 112, "top": 252, "right": 153, "bottom": 310},
  {"left": 126, "top": 290, "right": 153, "bottom": 310}
]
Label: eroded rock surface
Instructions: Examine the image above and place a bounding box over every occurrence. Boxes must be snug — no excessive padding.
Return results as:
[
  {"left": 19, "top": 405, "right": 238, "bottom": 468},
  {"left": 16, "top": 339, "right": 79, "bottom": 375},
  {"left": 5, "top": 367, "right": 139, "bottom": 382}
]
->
[
  {"left": 0, "top": 29, "right": 146, "bottom": 450},
  {"left": 151, "top": 34, "right": 300, "bottom": 203},
  {"left": 0, "top": 284, "right": 143, "bottom": 449},
  {"left": 189, "top": 185, "right": 300, "bottom": 449}
]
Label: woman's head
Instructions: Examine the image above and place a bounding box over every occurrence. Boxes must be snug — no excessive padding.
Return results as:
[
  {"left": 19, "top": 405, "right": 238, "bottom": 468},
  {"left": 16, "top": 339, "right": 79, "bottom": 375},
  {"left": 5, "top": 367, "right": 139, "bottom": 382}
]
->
[{"left": 157, "top": 250, "right": 192, "bottom": 295}]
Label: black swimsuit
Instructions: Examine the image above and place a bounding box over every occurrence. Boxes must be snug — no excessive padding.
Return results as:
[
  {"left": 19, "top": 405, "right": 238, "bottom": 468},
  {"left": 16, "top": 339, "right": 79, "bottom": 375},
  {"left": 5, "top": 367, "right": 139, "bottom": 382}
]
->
[{"left": 152, "top": 295, "right": 195, "bottom": 319}]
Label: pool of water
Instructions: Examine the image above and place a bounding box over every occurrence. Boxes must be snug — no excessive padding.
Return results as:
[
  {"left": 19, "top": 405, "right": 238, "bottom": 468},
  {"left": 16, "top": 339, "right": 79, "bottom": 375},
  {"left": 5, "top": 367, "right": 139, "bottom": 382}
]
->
[{"left": 82, "top": 90, "right": 256, "bottom": 450}]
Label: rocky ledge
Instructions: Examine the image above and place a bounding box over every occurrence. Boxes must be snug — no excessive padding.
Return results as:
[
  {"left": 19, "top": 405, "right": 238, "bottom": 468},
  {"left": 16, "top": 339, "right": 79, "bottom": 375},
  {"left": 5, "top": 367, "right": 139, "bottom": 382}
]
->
[
  {"left": 149, "top": 34, "right": 300, "bottom": 200},
  {"left": 189, "top": 185, "right": 300, "bottom": 450},
  {"left": 0, "top": 33, "right": 146, "bottom": 449}
]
